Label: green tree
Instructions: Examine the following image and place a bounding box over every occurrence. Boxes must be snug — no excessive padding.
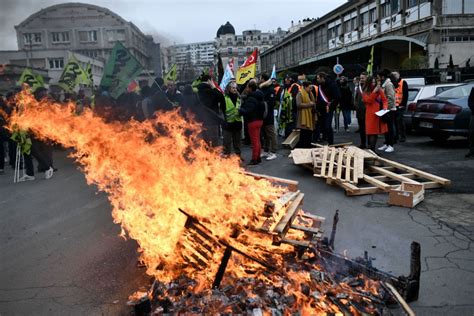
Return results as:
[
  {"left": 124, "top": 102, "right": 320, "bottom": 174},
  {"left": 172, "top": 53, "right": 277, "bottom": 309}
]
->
[{"left": 401, "top": 53, "right": 428, "bottom": 70}]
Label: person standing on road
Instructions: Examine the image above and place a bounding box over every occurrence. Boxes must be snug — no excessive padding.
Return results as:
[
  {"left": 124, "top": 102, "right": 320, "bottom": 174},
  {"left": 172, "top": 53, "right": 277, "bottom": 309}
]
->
[
  {"left": 363, "top": 76, "right": 388, "bottom": 151},
  {"left": 354, "top": 73, "right": 367, "bottom": 148},
  {"left": 295, "top": 81, "right": 316, "bottom": 148},
  {"left": 222, "top": 81, "right": 242, "bottom": 158},
  {"left": 339, "top": 76, "right": 353, "bottom": 132},
  {"left": 466, "top": 87, "right": 474, "bottom": 158},
  {"left": 316, "top": 72, "right": 341, "bottom": 145},
  {"left": 392, "top": 71, "right": 409, "bottom": 142},
  {"left": 239, "top": 79, "right": 265, "bottom": 165},
  {"left": 377, "top": 69, "right": 396, "bottom": 153},
  {"left": 259, "top": 73, "right": 278, "bottom": 161}
]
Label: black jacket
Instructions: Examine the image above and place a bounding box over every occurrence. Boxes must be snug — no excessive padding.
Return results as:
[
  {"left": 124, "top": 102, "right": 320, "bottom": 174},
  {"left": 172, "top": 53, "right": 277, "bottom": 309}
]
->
[
  {"left": 196, "top": 82, "right": 225, "bottom": 115},
  {"left": 239, "top": 90, "right": 265, "bottom": 123},
  {"left": 260, "top": 85, "right": 276, "bottom": 125},
  {"left": 339, "top": 85, "right": 353, "bottom": 110},
  {"left": 316, "top": 79, "right": 341, "bottom": 113}
]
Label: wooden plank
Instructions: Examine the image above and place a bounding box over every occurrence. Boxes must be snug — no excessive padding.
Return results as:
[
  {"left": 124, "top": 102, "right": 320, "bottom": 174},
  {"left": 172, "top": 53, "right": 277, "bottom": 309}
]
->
[
  {"left": 291, "top": 149, "right": 315, "bottom": 164},
  {"left": 290, "top": 224, "right": 321, "bottom": 235},
  {"left": 376, "top": 156, "right": 451, "bottom": 186},
  {"left": 371, "top": 173, "right": 416, "bottom": 181},
  {"left": 357, "top": 152, "right": 364, "bottom": 179},
  {"left": 369, "top": 166, "right": 420, "bottom": 184},
  {"left": 280, "top": 238, "right": 311, "bottom": 248},
  {"left": 327, "top": 148, "right": 337, "bottom": 179},
  {"left": 244, "top": 171, "right": 299, "bottom": 191},
  {"left": 352, "top": 154, "right": 358, "bottom": 183},
  {"left": 282, "top": 130, "right": 300, "bottom": 148},
  {"left": 345, "top": 152, "right": 352, "bottom": 182},
  {"left": 273, "top": 193, "right": 304, "bottom": 236},
  {"left": 320, "top": 146, "right": 329, "bottom": 177},
  {"left": 336, "top": 149, "right": 344, "bottom": 180},
  {"left": 363, "top": 175, "right": 392, "bottom": 191},
  {"left": 299, "top": 213, "right": 326, "bottom": 222}
]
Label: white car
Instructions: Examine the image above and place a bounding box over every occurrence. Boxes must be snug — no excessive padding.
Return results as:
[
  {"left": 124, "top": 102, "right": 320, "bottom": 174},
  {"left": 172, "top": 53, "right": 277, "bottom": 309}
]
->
[{"left": 403, "top": 83, "right": 461, "bottom": 130}]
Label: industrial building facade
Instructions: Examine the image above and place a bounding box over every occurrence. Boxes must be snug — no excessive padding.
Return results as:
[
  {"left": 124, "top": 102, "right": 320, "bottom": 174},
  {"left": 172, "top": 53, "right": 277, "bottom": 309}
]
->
[{"left": 260, "top": 0, "right": 474, "bottom": 77}]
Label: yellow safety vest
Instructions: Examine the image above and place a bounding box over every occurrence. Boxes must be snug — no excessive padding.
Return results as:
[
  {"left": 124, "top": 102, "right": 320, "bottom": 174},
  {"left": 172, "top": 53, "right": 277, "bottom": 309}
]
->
[{"left": 224, "top": 95, "right": 242, "bottom": 123}]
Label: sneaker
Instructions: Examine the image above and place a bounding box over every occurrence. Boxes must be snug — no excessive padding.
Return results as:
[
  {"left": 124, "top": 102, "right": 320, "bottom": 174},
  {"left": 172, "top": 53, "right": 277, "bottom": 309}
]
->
[
  {"left": 45, "top": 167, "right": 54, "bottom": 179},
  {"left": 19, "top": 175, "right": 35, "bottom": 182},
  {"left": 378, "top": 144, "right": 388, "bottom": 151},
  {"left": 260, "top": 152, "right": 270, "bottom": 158},
  {"left": 399, "top": 138, "right": 406, "bottom": 143},
  {"left": 266, "top": 153, "right": 277, "bottom": 161},
  {"left": 385, "top": 145, "right": 394, "bottom": 153}
]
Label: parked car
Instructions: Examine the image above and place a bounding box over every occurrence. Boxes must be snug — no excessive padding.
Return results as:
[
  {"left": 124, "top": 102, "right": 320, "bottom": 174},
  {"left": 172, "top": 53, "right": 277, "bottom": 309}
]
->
[
  {"left": 404, "top": 77, "right": 426, "bottom": 86},
  {"left": 404, "top": 83, "right": 461, "bottom": 130},
  {"left": 412, "top": 83, "right": 474, "bottom": 142}
]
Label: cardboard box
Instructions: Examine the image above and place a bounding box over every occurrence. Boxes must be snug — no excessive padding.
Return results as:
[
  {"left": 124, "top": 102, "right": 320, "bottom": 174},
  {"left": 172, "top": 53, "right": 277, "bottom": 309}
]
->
[{"left": 388, "top": 182, "right": 424, "bottom": 208}]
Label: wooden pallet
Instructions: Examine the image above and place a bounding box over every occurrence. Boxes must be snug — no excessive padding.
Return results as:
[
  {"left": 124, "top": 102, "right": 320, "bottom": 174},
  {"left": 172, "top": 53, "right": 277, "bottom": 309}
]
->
[
  {"left": 246, "top": 171, "right": 325, "bottom": 249},
  {"left": 290, "top": 145, "right": 451, "bottom": 196},
  {"left": 327, "top": 157, "right": 451, "bottom": 196}
]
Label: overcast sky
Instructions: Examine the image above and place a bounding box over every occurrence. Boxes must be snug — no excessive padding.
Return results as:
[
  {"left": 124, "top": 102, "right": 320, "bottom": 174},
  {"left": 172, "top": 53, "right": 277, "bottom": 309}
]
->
[{"left": 0, "top": 0, "right": 346, "bottom": 49}]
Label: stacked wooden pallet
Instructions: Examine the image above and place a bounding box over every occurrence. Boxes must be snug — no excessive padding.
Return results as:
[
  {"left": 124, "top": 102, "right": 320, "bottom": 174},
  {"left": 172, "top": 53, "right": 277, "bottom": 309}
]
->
[{"left": 290, "top": 145, "right": 451, "bottom": 196}]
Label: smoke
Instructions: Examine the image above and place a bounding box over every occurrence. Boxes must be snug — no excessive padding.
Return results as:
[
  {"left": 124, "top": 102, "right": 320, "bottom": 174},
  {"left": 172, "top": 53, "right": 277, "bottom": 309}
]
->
[{"left": 136, "top": 20, "right": 182, "bottom": 47}]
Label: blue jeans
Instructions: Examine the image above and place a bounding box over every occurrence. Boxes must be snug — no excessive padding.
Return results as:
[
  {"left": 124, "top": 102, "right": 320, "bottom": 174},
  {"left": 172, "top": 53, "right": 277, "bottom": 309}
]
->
[{"left": 342, "top": 109, "right": 352, "bottom": 129}]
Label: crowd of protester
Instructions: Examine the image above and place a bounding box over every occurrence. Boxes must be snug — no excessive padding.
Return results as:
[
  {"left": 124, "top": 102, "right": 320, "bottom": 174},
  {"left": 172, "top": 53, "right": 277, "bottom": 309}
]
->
[{"left": 7, "top": 66, "right": 473, "bottom": 182}]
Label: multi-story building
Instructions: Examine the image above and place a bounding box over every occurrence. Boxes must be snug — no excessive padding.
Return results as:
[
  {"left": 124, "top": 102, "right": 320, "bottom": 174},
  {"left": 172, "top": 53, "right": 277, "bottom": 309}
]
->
[
  {"left": 260, "top": 0, "right": 474, "bottom": 78},
  {"left": 0, "top": 3, "right": 162, "bottom": 85},
  {"left": 163, "top": 41, "right": 215, "bottom": 81},
  {"left": 215, "top": 22, "right": 289, "bottom": 75}
]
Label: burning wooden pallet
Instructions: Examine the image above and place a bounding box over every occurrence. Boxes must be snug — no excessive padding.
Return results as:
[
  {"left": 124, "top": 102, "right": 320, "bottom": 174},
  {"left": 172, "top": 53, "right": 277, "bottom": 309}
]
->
[
  {"left": 291, "top": 145, "right": 451, "bottom": 196},
  {"left": 129, "top": 172, "right": 421, "bottom": 315}
]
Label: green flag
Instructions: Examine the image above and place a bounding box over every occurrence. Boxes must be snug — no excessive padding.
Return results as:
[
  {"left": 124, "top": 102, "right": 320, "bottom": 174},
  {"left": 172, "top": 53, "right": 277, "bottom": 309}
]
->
[
  {"left": 17, "top": 68, "right": 44, "bottom": 92},
  {"left": 58, "top": 55, "right": 89, "bottom": 92},
  {"left": 366, "top": 46, "right": 374, "bottom": 76},
  {"left": 85, "top": 62, "right": 94, "bottom": 87},
  {"left": 164, "top": 64, "right": 177, "bottom": 84},
  {"left": 100, "top": 42, "right": 143, "bottom": 99}
]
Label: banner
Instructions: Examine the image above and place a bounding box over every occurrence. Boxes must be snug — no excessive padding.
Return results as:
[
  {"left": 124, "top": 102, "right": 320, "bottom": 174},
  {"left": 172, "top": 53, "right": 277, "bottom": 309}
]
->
[
  {"left": 217, "top": 53, "right": 224, "bottom": 83},
  {"left": 270, "top": 64, "right": 277, "bottom": 80},
  {"left": 58, "top": 55, "right": 89, "bottom": 92},
  {"left": 219, "top": 64, "right": 235, "bottom": 92},
  {"left": 85, "top": 62, "right": 94, "bottom": 87},
  {"left": 164, "top": 64, "right": 177, "bottom": 84},
  {"left": 366, "top": 46, "right": 374, "bottom": 76},
  {"left": 236, "top": 49, "right": 258, "bottom": 85},
  {"left": 18, "top": 68, "right": 44, "bottom": 92},
  {"left": 228, "top": 57, "right": 235, "bottom": 73},
  {"left": 100, "top": 41, "right": 143, "bottom": 98}
]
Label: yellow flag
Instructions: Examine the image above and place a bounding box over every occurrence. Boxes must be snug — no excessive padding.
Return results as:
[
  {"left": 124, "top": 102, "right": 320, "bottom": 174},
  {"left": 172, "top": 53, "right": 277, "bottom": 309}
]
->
[
  {"left": 164, "top": 64, "right": 177, "bottom": 84},
  {"left": 367, "top": 46, "right": 374, "bottom": 76},
  {"left": 58, "top": 55, "right": 89, "bottom": 92},
  {"left": 236, "top": 49, "right": 258, "bottom": 85},
  {"left": 18, "top": 68, "right": 44, "bottom": 92}
]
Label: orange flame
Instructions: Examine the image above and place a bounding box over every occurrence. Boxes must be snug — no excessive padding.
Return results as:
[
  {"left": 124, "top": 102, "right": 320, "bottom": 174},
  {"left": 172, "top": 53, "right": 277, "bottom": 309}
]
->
[{"left": 9, "top": 89, "right": 385, "bottom": 314}]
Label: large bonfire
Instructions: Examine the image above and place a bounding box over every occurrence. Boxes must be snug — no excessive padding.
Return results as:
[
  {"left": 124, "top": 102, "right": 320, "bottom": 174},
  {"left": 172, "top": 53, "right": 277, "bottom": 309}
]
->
[{"left": 9, "top": 89, "right": 386, "bottom": 314}]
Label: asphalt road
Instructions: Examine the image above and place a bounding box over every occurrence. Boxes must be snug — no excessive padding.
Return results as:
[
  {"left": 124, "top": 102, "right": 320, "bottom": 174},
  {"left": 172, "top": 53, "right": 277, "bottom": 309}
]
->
[{"left": 1, "top": 126, "right": 473, "bottom": 315}]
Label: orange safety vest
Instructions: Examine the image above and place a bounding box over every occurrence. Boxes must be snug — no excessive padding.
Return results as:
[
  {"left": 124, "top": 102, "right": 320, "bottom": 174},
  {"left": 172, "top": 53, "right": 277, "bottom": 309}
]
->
[
  {"left": 310, "top": 85, "right": 319, "bottom": 99},
  {"left": 395, "top": 79, "right": 405, "bottom": 107},
  {"left": 289, "top": 83, "right": 302, "bottom": 94},
  {"left": 274, "top": 85, "right": 281, "bottom": 95}
]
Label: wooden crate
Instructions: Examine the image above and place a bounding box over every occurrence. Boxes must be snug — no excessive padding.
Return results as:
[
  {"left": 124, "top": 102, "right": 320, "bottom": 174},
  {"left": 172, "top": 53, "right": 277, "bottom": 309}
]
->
[{"left": 388, "top": 182, "right": 425, "bottom": 208}]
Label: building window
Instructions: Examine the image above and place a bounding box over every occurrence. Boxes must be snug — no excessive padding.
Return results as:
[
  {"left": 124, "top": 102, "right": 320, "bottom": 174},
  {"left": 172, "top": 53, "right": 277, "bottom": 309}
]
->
[
  {"left": 408, "top": 0, "right": 417, "bottom": 8},
  {"left": 361, "top": 12, "right": 369, "bottom": 25},
  {"left": 369, "top": 8, "right": 377, "bottom": 22},
  {"left": 23, "top": 33, "right": 42, "bottom": 45},
  {"left": 382, "top": 3, "right": 391, "bottom": 18},
  {"left": 106, "top": 29, "right": 126, "bottom": 42},
  {"left": 79, "top": 30, "right": 98, "bottom": 42},
  {"left": 48, "top": 58, "right": 64, "bottom": 69},
  {"left": 344, "top": 20, "right": 351, "bottom": 33},
  {"left": 442, "top": 0, "right": 462, "bottom": 14},
  {"left": 51, "top": 31, "right": 70, "bottom": 43},
  {"left": 227, "top": 47, "right": 233, "bottom": 55}
]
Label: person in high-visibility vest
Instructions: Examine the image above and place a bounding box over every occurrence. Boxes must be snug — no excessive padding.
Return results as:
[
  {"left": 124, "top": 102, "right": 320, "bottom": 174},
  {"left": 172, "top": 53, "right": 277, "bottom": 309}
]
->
[
  {"left": 222, "top": 81, "right": 242, "bottom": 158},
  {"left": 392, "top": 71, "right": 409, "bottom": 142}
]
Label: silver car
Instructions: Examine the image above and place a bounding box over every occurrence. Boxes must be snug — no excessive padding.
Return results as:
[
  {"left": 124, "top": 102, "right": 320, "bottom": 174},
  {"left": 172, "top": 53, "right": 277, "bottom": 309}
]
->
[{"left": 404, "top": 83, "right": 461, "bottom": 130}]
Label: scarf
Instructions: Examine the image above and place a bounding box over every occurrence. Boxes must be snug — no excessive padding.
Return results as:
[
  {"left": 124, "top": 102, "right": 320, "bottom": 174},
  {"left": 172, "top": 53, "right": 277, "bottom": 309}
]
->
[{"left": 298, "top": 89, "right": 315, "bottom": 130}]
